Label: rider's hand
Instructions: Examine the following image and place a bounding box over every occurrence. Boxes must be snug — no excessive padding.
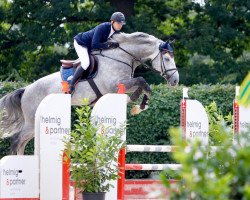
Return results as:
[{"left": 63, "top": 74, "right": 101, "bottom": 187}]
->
[{"left": 108, "top": 42, "right": 119, "bottom": 49}]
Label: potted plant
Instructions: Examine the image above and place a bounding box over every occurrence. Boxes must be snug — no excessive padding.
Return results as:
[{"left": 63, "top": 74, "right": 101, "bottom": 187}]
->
[{"left": 65, "top": 104, "right": 125, "bottom": 200}]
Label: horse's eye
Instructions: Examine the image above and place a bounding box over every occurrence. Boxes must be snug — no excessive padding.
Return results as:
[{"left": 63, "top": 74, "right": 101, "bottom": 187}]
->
[
  {"left": 165, "top": 57, "right": 170, "bottom": 62},
  {"left": 169, "top": 52, "right": 174, "bottom": 58}
]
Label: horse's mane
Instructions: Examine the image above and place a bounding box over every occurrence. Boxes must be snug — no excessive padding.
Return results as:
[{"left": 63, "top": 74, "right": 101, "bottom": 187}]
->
[{"left": 112, "top": 32, "right": 160, "bottom": 45}]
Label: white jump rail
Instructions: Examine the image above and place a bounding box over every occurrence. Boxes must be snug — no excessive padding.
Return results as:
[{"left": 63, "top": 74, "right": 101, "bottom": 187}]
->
[
  {"left": 125, "top": 164, "right": 182, "bottom": 171},
  {"left": 126, "top": 145, "right": 177, "bottom": 153}
]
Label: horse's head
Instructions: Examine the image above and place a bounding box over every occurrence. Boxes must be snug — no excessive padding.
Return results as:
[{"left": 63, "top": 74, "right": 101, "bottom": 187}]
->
[
  {"left": 151, "top": 41, "right": 179, "bottom": 86},
  {"left": 112, "top": 32, "right": 179, "bottom": 86}
]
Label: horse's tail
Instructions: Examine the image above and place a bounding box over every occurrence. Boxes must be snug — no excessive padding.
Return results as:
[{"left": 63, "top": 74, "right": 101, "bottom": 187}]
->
[{"left": 0, "top": 88, "right": 26, "bottom": 138}]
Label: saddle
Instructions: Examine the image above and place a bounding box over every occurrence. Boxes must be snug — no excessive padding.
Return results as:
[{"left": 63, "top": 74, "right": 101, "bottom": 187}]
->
[
  {"left": 60, "top": 54, "right": 98, "bottom": 81},
  {"left": 60, "top": 54, "right": 102, "bottom": 102}
]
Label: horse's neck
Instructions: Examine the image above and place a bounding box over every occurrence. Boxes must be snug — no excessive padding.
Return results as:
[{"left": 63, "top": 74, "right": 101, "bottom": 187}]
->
[
  {"left": 113, "top": 32, "right": 160, "bottom": 60},
  {"left": 118, "top": 44, "right": 158, "bottom": 62},
  {"left": 102, "top": 48, "right": 134, "bottom": 65}
]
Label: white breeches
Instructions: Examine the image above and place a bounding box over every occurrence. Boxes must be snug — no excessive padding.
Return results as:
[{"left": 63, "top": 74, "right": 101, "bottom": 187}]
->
[{"left": 74, "top": 39, "right": 90, "bottom": 70}]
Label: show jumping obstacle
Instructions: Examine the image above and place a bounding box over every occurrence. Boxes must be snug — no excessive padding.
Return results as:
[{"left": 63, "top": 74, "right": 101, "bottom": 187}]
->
[
  {"left": 1, "top": 85, "right": 249, "bottom": 200},
  {"left": 115, "top": 87, "right": 209, "bottom": 200}
]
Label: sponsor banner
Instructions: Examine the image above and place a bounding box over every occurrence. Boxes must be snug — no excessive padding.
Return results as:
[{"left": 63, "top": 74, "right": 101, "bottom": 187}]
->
[
  {"left": 239, "top": 106, "right": 250, "bottom": 133},
  {"left": 91, "top": 94, "right": 127, "bottom": 200},
  {"left": 0, "top": 156, "right": 39, "bottom": 199},
  {"left": 181, "top": 99, "right": 209, "bottom": 145},
  {"left": 35, "top": 94, "right": 71, "bottom": 200},
  {"left": 235, "top": 102, "right": 250, "bottom": 134}
]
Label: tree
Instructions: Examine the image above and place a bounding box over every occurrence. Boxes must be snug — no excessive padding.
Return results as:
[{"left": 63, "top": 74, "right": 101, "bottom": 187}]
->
[
  {"left": 159, "top": 0, "right": 250, "bottom": 85},
  {"left": 0, "top": 0, "right": 114, "bottom": 81},
  {"left": 109, "top": 0, "right": 135, "bottom": 17}
]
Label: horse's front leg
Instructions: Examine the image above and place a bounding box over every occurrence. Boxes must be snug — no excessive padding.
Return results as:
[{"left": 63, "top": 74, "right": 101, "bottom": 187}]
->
[{"left": 118, "top": 77, "right": 151, "bottom": 115}]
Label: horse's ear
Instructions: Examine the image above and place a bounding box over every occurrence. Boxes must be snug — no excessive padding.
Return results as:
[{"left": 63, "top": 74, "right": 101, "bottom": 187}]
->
[
  {"left": 160, "top": 42, "right": 174, "bottom": 51},
  {"left": 166, "top": 37, "right": 176, "bottom": 44},
  {"left": 169, "top": 39, "right": 175, "bottom": 44}
]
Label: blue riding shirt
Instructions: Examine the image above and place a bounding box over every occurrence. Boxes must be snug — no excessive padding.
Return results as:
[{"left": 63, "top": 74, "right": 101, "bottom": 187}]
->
[{"left": 74, "top": 22, "right": 115, "bottom": 50}]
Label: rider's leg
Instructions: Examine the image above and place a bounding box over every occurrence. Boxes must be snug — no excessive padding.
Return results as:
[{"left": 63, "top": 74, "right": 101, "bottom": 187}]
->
[
  {"left": 69, "top": 66, "right": 85, "bottom": 94},
  {"left": 70, "top": 40, "right": 90, "bottom": 94}
]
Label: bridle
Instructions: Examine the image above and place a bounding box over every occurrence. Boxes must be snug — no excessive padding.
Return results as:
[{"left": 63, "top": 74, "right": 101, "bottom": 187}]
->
[
  {"left": 150, "top": 47, "right": 178, "bottom": 81},
  {"left": 93, "top": 44, "right": 178, "bottom": 81},
  {"left": 119, "top": 44, "right": 178, "bottom": 82}
]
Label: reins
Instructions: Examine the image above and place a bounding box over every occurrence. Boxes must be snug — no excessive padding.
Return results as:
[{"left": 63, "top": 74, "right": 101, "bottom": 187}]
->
[{"left": 93, "top": 45, "right": 178, "bottom": 79}]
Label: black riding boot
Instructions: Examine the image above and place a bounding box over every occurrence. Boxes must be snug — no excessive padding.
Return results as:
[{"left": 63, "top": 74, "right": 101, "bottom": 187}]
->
[{"left": 69, "top": 66, "right": 85, "bottom": 94}]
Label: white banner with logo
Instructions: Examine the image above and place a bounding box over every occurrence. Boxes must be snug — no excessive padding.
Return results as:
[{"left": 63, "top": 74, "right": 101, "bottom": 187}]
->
[
  {"left": 91, "top": 93, "right": 127, "bottom": 200},
  {"left": 181, "top": 99, "right": 209, "bottom": 145},
  {"left": 0, "top": 156, "right": 39, "bottom": 199},
  {"left": 35, "top": 94, "right": 71, "bottom": 200}
]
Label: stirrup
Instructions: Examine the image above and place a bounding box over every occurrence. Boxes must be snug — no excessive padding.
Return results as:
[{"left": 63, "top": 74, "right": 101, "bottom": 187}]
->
[{"left": 69, "top": 85, "right": 75, "bottom": 96}]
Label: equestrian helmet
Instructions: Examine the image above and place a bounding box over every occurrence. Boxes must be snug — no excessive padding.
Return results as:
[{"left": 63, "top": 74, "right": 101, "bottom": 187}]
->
[{"left": 110, "top": 12, "right": 126, "bottom": 25}]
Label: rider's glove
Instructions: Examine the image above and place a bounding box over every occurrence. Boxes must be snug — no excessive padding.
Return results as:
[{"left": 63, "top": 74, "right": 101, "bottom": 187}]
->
[{"left": 108, "top": 42, "right": 119, "bottom": 49}]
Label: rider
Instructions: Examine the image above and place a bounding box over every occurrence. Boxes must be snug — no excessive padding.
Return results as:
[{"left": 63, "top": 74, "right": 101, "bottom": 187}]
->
[{"left": 69, "top": 12, "right": 126, "bottom": 94}]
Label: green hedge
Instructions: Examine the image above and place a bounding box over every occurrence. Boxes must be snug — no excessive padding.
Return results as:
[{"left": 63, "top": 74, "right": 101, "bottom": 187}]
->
[
  {"left": 0, "top": 82, "right": 236, "bottom": 178},
  {"left": 0, "top": 81, "right": 28, "bottom": 98}
]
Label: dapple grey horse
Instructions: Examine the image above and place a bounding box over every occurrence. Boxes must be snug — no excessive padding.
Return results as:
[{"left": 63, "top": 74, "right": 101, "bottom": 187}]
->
[{"left": 0, "top": 32, "right": 179, "bottom": 155}]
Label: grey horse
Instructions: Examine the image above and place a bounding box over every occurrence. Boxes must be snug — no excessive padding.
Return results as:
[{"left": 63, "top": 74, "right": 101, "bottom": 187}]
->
[{"left": 0, "top": 32, "right": 179, "bottom": 155}]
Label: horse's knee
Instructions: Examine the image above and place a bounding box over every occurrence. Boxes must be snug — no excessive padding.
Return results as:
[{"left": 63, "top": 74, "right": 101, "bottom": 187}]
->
[
  {"left": 136, "top": 77, "right": 151, "bottom": 93},
  {"left": 144, "top": 84, "right": 151, "bottom": 94},
  {"left": 130, "top": 87, "right": 143, "bottom": 102},
  {"left": 136, "top": 77, "right": 146, "bottom": 85}
]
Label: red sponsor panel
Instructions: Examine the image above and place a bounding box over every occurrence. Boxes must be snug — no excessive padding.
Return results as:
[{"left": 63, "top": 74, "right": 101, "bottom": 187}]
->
[
  {"left": 62, "top": 152, "right": 70, "bottom": 200},
  {"left": 180, "top": 100, "right": 186, "bottom": 139},
  {"left": 117, "top": 148, "right": 126, "bottom": 200},
  {"left": 233, "top": 100, "right": 239, "bottom": 134}
]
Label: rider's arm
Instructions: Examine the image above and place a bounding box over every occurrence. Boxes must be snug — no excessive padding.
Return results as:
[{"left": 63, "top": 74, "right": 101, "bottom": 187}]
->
[{"left": 91, "top": 24, "right": 110, "bottom": 50}]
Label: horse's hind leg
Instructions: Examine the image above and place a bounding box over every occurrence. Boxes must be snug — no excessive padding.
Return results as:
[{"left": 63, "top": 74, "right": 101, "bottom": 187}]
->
[{"left": 10, "top": 125, "right": 34, "bottom": 155}]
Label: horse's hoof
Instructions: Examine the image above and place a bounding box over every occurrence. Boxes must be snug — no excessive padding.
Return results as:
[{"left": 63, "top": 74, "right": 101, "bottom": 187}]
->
[
  {"left": 141, "top": 105, "right": 149, "bottom": 110},
  {"left": 131, "top": 105, "right": 142, "bottom": 115}
]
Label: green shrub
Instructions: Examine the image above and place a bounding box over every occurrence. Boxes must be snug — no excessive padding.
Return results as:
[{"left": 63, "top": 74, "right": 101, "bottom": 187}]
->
[
  {"left": 161, "top": 127, "right": 250, "bottom": 200},
  {"left": 65, "top": 104, "right": 125, "bottom": 192},
  {"left": 0, "top": 81, "right": 28, "bottom": 98},
  {"left": 161, "top": 101, "right": 250, "bottom": 199},
  {"left": 205, "top": 101, "right": 233, "bottom": 145},
  {"left": 0, "top": 138, "right": 11, "bottom": 158}
]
